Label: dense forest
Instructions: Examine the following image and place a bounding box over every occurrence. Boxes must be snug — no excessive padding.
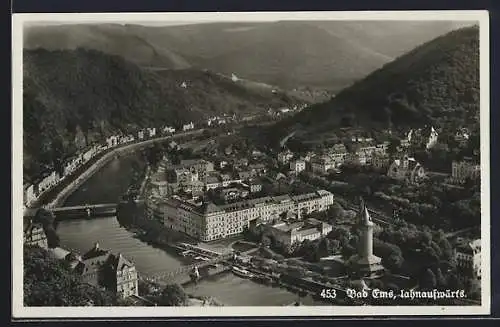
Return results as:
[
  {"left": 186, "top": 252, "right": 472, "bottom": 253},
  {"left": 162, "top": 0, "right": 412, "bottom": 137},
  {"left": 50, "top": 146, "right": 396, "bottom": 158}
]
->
[
  {"left": 271, "top": 25, "right": 480, "bottom": 143},
  {"left": 23, "top": 48, "right": 300, "bottom": 180}
]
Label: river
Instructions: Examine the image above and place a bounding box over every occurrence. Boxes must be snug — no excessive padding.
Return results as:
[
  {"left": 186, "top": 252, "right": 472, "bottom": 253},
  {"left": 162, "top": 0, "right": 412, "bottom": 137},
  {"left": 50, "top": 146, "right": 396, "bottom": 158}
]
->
[{"left": 56, "top": 153, "right": 323, "bottom": 306}]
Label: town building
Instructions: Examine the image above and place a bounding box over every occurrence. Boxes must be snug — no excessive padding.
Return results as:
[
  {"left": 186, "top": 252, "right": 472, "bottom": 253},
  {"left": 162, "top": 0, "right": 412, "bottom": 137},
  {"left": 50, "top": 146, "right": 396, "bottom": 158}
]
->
[
  {"left": 454, "top": 128, "right": 470, "bottom": 146},
  {"left": 23, "top": 184, "right": 37, "bottom": 207},
  {"left": 290, "top": 159, "right": 306, "bottom": 174},
  {"left": 292, "top": 190, "right": 334, "bottom": 218},
  {"left": 75, "top": 242, "right": 139, "bottom": 299},
  {"left": 268, "top": 218, "right": 333, "bottom": 246},
  {"left": 387, "top": 156, "right": 426, "bottom": 184},
  {"left": 277, "top": 150, "right": 294, "bottom": 165},
  {"left": 23, "top": 218, "right": 48, "bottom": 248},
  {"left": 163, "top": 126, "right": 176, "bottom": 134},
  {"left": 156, "top": 190, "right": 335, "bottom": 241},
  {"left": 183, "top": 122, "right": 195, "bottom": 131},
  {"left": 37, "top": 171, "right": 61, "bottom": 194},
  {"left": 356, "top": 146, "right": 378, "bottom": 165},
  {"left": 347, "top": 199, "right": 384, "bottom": 277},
  {"left": 310, "top": 156, "right": 335, "bottom": 174},
  {"left": 241, "top": 179, "right": 263, "bottom": 193},
  {"left": 406, "top": 126, "right": 439, "bottom": 149},
  {"left": 138, "top": 130, "right": 145, "bottom": 140},
  {"left": 167, "top": 167, "right": 199, "bottom": 187},
  {"left": 106, "top": 135, "right": 120, "bottom": 148},
  {"left": 426, "top": 126, "right": 439, "bottom": 149},
  {"left": 147, "top": 127, "right": 157, "bottom": 138},
  {"left": 371, "top": 153, "right": 391, "bottom": 170},
  {"left": 248, "top": 163, "right": 267, "bottom": 177},
  {"left": 237, "top": 170, "right": 252, "bottom": 181},
  {"left": 219, "top": 187, "right": 249, "bottom": 202},
  {"left": 328, "top": 144, "right": 348, "bottom": 165},
  {"left": 451, "top": 157, "right": 480, "bottom": 184},
  {"left": 82, "top": 145, "right": 99, "bottom": 163},
  {"left": 178, "top": 159, "right": 215, "bottom": 179},
  {"left": 455, "top": 239, "right": 481, "bottom": 282}
]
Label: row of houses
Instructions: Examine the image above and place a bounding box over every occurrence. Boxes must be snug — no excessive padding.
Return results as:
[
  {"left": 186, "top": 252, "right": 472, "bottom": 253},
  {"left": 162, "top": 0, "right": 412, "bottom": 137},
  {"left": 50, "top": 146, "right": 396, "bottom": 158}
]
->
[
  {"left": 23, "top": 126, "right": 166, "bottom": 208},
  {"left": 284, "top": 141, "right": 391, "bottom": 176}
]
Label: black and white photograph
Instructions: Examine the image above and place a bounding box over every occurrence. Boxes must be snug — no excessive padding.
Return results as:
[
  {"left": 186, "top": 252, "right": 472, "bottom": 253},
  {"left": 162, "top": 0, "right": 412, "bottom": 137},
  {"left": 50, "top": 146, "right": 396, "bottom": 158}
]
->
[{"left": 12, "top": 11, "right": 490, "bottom": 318}]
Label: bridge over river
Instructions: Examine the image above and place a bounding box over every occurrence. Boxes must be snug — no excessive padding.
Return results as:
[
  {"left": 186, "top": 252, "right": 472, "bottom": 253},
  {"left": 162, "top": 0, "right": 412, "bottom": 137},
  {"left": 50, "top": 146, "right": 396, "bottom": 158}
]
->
[{"left": 141, "top": 243, "right": 235, "bottom": 286}]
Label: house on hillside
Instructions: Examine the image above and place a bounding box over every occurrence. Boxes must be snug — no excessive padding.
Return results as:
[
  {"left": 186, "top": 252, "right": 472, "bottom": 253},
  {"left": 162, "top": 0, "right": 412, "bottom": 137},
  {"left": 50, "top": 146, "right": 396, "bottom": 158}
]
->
[
  {"left": 387, "top": 156, "right": 425, "bottom": 184},
  {"left": 454, "top": 128, "right": 470, "bottom": 146},
  {"left": 277, "top": 149, "right": 294, "bottom": 165},
  {"left": 23, "top": 183, "right": 36, "bottom": 207},
  {"left": 163, "top": 126, "right": 176, "bottom": 134},
  {"left": 290, "top": 159, "right": 306, "bottom": 174},
  {"left": 147, "top": 127, "right": 157, "bottom": 138},
  {"left": 183, "top": 122, "right": 195, "bottom": 131},
  {"left": 75, "top": 243, "right": 138, "bottom": 299},
  {"left": 23, "top": 217, "right": 48, "bottom": 249},
  {"left": 454, "top": 238, "right": 481, "bottom": 288},
  {"left": 451, "top": 157, "right": 480, "bottom": 184}
]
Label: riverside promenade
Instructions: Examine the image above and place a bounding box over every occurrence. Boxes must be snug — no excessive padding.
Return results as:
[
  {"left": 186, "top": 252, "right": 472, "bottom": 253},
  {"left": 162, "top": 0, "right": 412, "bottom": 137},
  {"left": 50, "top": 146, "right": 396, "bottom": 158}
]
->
[{"left": 46, "top": 129, "right": 204, "bottom": 209}]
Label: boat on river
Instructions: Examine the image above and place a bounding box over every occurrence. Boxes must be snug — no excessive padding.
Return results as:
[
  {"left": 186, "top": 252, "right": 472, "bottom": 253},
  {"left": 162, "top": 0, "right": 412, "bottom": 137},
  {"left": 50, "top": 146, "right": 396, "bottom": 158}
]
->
[
  {"left": 181, "top": 250, "right": 195, "bottom": 257},
  {"left": 232, "top": 266, "right": 255, "bottom": 278}
]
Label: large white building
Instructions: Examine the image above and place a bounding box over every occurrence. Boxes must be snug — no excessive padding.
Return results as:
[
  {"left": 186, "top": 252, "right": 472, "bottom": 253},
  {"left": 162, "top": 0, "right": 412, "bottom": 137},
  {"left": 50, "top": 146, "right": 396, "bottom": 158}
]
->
[
  {"left": 269, "top": 218, "right": 333, "bottom": 246},
  {"left": 451, "top": 158, "right": 480, "bottom": 184},
  {"left": 151, "top": 190, "right": 335, "bottom": 241}
]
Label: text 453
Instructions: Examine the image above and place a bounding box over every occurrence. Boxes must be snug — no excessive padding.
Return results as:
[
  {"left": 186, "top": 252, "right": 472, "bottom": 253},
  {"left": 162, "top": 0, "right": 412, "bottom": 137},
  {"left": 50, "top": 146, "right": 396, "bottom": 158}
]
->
[{"left": 320, "top": 289, "right": 337, "bottom": 299}]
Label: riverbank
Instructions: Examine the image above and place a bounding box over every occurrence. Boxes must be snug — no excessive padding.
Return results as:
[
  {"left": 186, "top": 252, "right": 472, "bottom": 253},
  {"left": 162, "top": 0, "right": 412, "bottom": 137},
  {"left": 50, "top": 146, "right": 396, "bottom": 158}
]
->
[{"left": 36, "top": 129, "right": 205, "bottom": 210}]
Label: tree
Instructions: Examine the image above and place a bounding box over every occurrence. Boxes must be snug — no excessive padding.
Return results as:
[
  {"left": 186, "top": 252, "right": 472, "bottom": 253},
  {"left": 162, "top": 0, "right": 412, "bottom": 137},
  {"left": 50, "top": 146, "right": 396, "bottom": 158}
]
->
[
  {"left": 341, "top": 244, "right": 356, "bottom": 259},
  {"left": 435, "top": 268, "right": 447, "bottom": 289},
  {"left": 261, "top": 235, "right": 272, "bottom": 248},
  {"left": 420, "top": 268, "right": 437, "bottom": 290},
  {"left": 24, "top": 246, "right": 116, "bottom": 306},
  {"left": 317, "top": 238, "right": 332, "bottom": 259},
  {"left": 387, "top": 137, "right": 401, "bottom": 156},
  {"left": 146, "top": 143, "right": 164, "bottom": 168},
  {"left": 159, "top": 284, "right": 188, "bottom": 306}
]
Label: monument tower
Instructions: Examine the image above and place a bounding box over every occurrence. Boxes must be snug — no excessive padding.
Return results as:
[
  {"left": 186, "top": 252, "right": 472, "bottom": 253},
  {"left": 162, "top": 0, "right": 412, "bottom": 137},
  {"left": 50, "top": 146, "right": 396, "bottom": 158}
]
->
[{"left": 348, "top": 197, "right": 384, "bottom": 277}]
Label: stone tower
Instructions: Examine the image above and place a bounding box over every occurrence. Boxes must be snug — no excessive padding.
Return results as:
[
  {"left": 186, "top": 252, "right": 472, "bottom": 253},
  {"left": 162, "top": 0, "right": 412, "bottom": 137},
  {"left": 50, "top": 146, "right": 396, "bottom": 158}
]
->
[{"left": 348, "top": 197, "right": 384, "bottom": 277}]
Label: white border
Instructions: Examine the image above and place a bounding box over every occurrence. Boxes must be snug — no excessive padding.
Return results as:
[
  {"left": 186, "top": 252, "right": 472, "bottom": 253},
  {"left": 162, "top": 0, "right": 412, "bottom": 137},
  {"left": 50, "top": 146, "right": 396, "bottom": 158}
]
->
[{"left": 12, "top": 10, "right": 491, "bottom": 318}]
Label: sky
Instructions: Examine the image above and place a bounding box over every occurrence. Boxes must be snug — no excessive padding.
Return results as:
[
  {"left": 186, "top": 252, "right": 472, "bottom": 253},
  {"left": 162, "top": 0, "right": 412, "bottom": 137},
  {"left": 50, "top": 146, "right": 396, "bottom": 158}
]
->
[{"left": 18, "top": 11, "right": 483, "bottom": 27}]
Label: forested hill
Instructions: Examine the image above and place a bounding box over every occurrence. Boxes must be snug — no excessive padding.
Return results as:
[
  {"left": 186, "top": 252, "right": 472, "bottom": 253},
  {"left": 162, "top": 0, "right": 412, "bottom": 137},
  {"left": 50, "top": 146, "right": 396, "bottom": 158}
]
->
[
  {"left": 23, "top": 48, "right": 301, "bottom": 179},
  {"left": 270, "top": 25, "right": 480, "bottom": 143}
]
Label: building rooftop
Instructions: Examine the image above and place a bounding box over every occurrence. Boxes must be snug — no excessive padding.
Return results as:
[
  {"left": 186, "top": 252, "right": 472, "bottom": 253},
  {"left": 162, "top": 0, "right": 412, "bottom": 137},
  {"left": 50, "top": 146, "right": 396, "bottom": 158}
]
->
[
  {"left": 108, "top": 253, "right": 134, "bottom": 271},
  {"left": 82, "top": 242, "right": 110, "bottom": 260}
]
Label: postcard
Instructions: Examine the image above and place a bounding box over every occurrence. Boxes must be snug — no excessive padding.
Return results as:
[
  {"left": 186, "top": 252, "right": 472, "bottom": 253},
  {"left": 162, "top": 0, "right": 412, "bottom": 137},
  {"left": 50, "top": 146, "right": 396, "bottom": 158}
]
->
[{"left": 12, "top": 10, "right": 490, "bottom": 318}]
